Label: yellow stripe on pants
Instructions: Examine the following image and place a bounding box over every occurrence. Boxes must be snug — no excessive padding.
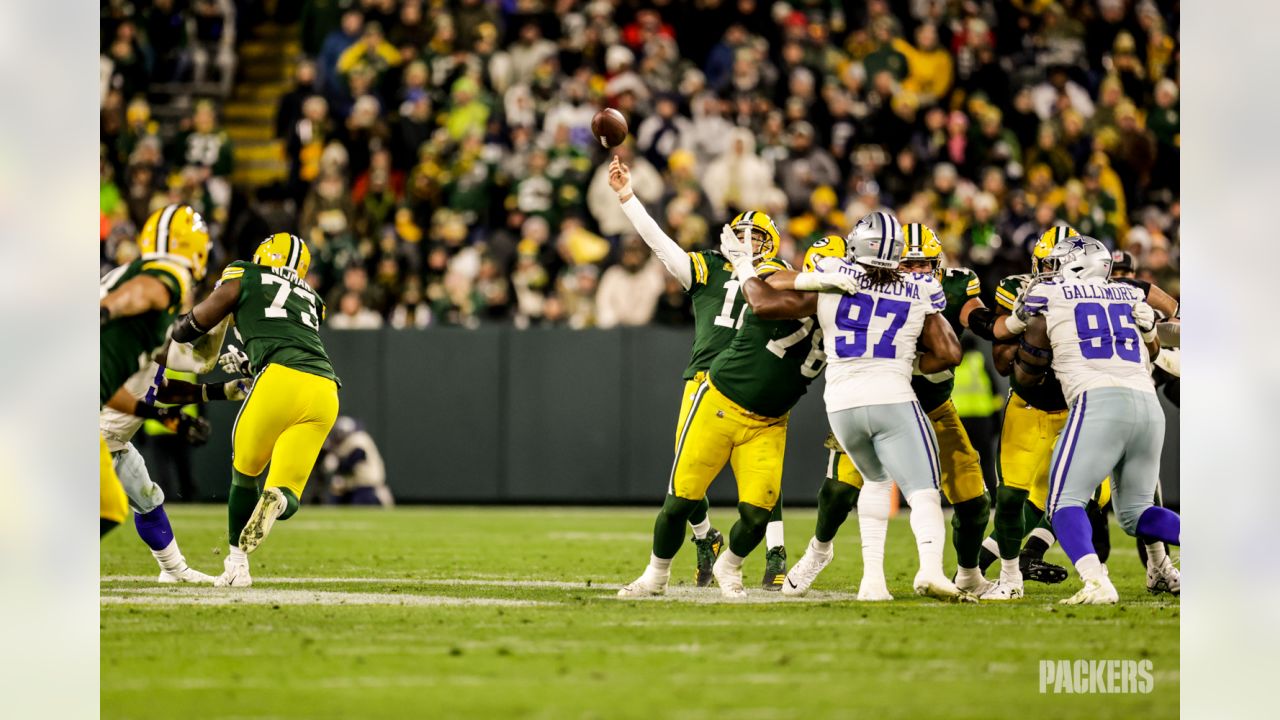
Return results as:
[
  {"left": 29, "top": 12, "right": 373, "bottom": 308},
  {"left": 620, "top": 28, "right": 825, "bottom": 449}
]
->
[
  {"left": 232, "top": 364, "right": 339, "bottom": 498},
  {"left": 100, "top": 434, "right": 128, "bottom": 524}
]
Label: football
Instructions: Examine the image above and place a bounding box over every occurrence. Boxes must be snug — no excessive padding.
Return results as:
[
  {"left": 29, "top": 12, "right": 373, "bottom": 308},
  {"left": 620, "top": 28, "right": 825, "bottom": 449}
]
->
[{"left": 591, "top": 107, "right": 628, "bottom": 148}]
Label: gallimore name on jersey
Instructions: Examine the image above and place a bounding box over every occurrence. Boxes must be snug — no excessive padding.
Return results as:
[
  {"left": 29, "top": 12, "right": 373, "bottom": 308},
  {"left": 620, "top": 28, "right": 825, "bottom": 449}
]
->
[{"left": 1058, "top": 283, "right": 1144, "bottom": 302}]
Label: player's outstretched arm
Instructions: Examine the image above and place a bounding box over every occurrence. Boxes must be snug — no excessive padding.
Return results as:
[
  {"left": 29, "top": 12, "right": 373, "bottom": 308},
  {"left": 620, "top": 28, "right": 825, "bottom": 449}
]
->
[
  {"left": 918, "top": 313, "right": 963, "bottom": 373},
  {"left": 100, "top": 274, "right": 173, "bottom": 325},
  {"left": 610, "top": 156, "right": 693, "bottom": 290},
  {"left": 739, "top": 275, "right": 817, "bottom": 320},
  {"left": 172, "top": 279, "right": 240, "bottom": 343},
  {"left": 1012, "top": 316, "right": 1052, "bottom": 387}
]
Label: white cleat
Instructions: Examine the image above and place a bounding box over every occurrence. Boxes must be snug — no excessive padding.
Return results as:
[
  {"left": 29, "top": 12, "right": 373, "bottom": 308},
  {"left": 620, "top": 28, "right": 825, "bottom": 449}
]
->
[
  {"left": 781, "top": 541, "right": 833, "bottom": 597},
  {"left": 979, "top": 579, "right": 1025, "bottom": 601},
  {"left": 158, "top": 565, "right": 216, "bottom": 584},
  {"left": 856, "top": 580, "right": 894, "bottom": 602},
  {"left": 711, "top": 553, "right": 747, "bottom": 599},
  {"left": 616, "top": 573, "right": 668, "bottom": 598},
  {"left": 239, "top": 487, "right": 287, "bottom": 554},
  {"left": 914, "top": 572, "right": 977, "bottom": 603},
  {"left": 1060, "top": 577, "right": 1120, "bottom": 605},
  {"left": 954, "top": 568, "right": 996, "bottom": 597},
  {"left": 1146, "top": 556, "right": 1180, "bottom": 596},
  {"left": 213, "top": 556, "right": 252, "bottom": 588}
]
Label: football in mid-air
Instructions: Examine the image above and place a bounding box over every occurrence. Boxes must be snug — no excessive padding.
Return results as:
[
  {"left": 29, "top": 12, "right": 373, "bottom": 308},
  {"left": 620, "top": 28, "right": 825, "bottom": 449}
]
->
[{"left": 591, "top": 108, "right": 628, "bottom": 148}]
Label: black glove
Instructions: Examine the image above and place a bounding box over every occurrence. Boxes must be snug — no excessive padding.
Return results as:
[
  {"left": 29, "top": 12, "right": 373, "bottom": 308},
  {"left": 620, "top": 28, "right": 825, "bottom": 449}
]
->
[{"left": 173, "top": 413, "right": 212, "bottom": 447}]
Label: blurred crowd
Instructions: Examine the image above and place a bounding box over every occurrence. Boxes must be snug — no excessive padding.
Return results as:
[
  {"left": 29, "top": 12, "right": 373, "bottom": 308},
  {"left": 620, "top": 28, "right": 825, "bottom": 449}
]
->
[{"left": 101, "top": 0, "right": 1180, "bottom": 329}]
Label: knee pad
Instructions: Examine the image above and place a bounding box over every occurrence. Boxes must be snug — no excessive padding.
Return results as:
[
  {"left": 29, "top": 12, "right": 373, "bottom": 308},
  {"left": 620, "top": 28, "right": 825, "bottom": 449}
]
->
[
  {"left": 113, "top": 445, "right": 164, "bottom": 514},
  {"left": 660, "top": 494, "right": 701, "bottom": 524},
  {"left": 818, "top": 477, "right": 859, "bottom": 515}
]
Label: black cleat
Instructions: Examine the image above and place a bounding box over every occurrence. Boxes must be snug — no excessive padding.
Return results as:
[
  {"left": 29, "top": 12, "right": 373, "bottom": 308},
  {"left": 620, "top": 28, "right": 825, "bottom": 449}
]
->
[
  {"left": 761, "top": 545, "right": 787, "bottom": 591},
  {"left": 1021, "top": 556, "right": 1069, "bottom": 584},
  {"left": 692, "top": 528, "right": 724, "bottom": 587}
]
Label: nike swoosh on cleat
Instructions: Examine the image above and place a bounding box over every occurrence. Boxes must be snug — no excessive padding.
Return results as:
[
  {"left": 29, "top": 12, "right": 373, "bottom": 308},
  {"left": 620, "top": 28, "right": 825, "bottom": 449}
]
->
[{"left": 786, "top": 578, "right": 798, "bottom": 589}]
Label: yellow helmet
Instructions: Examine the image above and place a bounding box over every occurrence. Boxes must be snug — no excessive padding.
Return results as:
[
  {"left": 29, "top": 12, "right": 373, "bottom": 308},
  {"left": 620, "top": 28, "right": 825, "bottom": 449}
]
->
[
  {"left": 729, "top": 210, "right": 781, "bottom": 263},
  {"left": 1032, "top": 224, "right": 1079, "bottom": 275},
  {"left": 803, "top": 235, "right": 847, "bottom": 272},
  {"left": 138, "top": 204, "right": 211, "bottom": 280},
  {"left": 900, "top": 223, "right": 943, "bottom": 275},
  {"left": 253, "top": 232, "right": 311, "bottom": 279}
]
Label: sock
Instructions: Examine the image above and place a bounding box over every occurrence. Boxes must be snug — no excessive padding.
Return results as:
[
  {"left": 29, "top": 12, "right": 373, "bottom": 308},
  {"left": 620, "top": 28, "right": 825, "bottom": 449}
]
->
[
  {"left": 765, "top": 521, "right": 785, "bottom": 550},
  {"left": 228, "top": 545, "right": 248, "bottom": 566},
  {"left": 277, "top": 487, "right": 301, "bottom": 520},
  {"left": 1136, "top": 506, "right": 1181, "bottom": 545},
  {"left": 652, "top": 494, "right": 700, "bottom": 559},
  {"left": 1073, "top": 553, "right": 1105, "bottom": 582},
  {"left": 1050, "top": 506, "right": 1095, "bottom": 565},
  {"left": 228, "top": 472, "right": 260, "bottom": 546},
  {"left": 906, "top": 490, "right": 946, "bottom": 576},
  {"left": 1001, "top": 557, "right": 1022, "bottom": 584},
  {"left": 1087, "top": 500, "right": 1111, "bottom": 564},
  {"left": 815, "top": 477, "right": 859, "bottom": 543},
  {"left": 719, "top": 549, "right": 745, "bottom": 570},
  {"left": 1145, "top": 540, "right": 1167, "bottom": 565},
  {"left": 1022, "top": 526, "right": 1056, "bottom": 561},
  {"left": 979, "top": 536, "right": 999, "bottom": 572},
  {"left": 811, "top": 536, "right": 833, "bottom": 555},
  {"left": 690, "top": 517, "right": 711, "bottom": 540},
  {"left": 100, "top": 518, "right": 119, "bottom": 537},
  {"left": 687, "top": 497, "right": 709, "bottom": 528},
  {"left": 955, "top": 566, "right": 985, "bottom": 586},
  {"left": 646, "top": 553, "right": 672, "bottom": 579},
  {"left": 133, "top": 505, "right": 176, "bottom": 552},
  {"left": 1021, "top": 502, "right": 1046, "bottom": 535},
  {"left": 728, "top": 502, "right": 771, "bottom": 558},
  {"left": 152, "top": 538, "right": 185, "bottom": 574},
  {"left": 858, "top": 481, "right": 891, "bottom": 586},
  {"left": 992, "top": 486, "right": 1029, "bottom": 560},
  {"left": 950, "top": 492, "right": 991, "bottom": 569}
]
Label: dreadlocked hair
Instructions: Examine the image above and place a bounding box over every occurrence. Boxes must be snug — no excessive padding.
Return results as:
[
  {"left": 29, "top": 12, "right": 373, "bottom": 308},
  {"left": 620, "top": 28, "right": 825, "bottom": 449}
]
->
[{"left": 861, "top": 266, "right": 904, "bottom": 288}]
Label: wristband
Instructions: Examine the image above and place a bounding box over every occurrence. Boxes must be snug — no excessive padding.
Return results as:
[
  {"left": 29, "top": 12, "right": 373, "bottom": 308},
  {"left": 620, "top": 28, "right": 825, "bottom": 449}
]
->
[
  {"left": 1018, "top": 336, "right": 1053, "bottom": 360},
  {"left": 171, "top": 311, "right": 209, "bottom": 343},
  {"left": 201, "top": 382, "right": 229, "bottom": 402},
  {"left": 133, "top": 402, "right": 164, "bottom": 421}
]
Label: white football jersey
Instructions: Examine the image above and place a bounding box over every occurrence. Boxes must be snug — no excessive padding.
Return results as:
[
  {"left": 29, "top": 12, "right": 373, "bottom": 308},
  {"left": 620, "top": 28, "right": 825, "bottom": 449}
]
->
[
  {"left": 1029, "top": 277, "right": 1156, "bottom": 404},
  {"left": 816, "top": 260, "right": 946, "bottom": 411}
]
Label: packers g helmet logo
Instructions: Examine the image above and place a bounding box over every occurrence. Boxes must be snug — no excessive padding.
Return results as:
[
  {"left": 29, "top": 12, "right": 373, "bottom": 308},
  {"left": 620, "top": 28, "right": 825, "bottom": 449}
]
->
[
  {"left": 729, "top": 210, "right": 781, "bottom": 264},
  {"left": 901, "top": 223, "right": 943, "bottom": 275},
  {"left": 138, "top": 204, "right": 212, "bottom": 280},
  {"left": 1032, "top": 225, "right": 1079, "bottom": 276},
  {"left": 253, "top": 232, "right": 312, "bottom": 279},
  {"left": 803, "top": 235, "right": 847, "bottom": 272}
]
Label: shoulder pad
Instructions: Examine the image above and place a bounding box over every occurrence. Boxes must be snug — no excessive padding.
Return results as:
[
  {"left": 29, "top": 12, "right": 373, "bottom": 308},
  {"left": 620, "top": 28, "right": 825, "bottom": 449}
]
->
[
  {"left": 757, "top": 259, "right": 790, "bottom": 277},
  {"left": 140, "top": 259, "right": 192, "bottom": 305}
]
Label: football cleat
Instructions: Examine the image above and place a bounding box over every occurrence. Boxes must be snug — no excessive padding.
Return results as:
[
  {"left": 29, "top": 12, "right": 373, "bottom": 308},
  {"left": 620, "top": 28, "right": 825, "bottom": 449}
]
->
[
  {"left": 1146, "top": 555, "right": 1180, "bottom": 596},
  {"left": 914, "top": 571, "right": 978, "bottom": 603},
  {"left": 691, "top": 528, "right": 724, "bottom": 588},
  {"left": 856, "top": 580, "right": 894, "bottom": 602},
  {"left": 617, "top": 572, "right": 668, "bottom": 598},
  {"left": 979, "top": 579, "right": 1025, "bottom": 601},
  {"left": 782, "top": 540, "right": 833, "bottom": 597},
  {"left": 954, "top": 567, "right": 996, "bottom": 596},
  {"left": 1021, "top": 556, "right": 1070, "bottom": 584},
  {"left": 213, "top": 556, "right": 252, "bottom": 588},
  {"left": 239, "top": 487, "right": 287, "bottom": 554},
  {"left": 158, "top": 565, "right": 216, "bottom": 584},
  {"left": 711, "top": 553, "right": 747, "bottom": 599},
  {"left": 761, "top": 545, "right": 787, "bottom": 591},
  {"left": 1060, "top": 577, "right": 1119, "bottom": 605}
]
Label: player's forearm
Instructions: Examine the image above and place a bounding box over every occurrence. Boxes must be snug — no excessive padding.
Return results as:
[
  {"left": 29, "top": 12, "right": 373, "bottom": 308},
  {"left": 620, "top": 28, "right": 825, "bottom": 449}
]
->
[
  {"left": 104, "top": 386, "right": 140, "bottom": 415},
  {"left": 739, "top": 277, "right": 814, "bottom": 320},
  {"left": 618, "top": 196, "right": 692, "bottom": 289},
  {"left": 918, "top": 350, "right": 958, "bottom": 374},
  {"left": 173, "top": 281, "right": 238, "bottom": 342},
  {"left": 992, "top": 341, "right": 1017, "bottom": 376},
  {"left": 156, "top": 377, "right": 241, "bottom": 404}
]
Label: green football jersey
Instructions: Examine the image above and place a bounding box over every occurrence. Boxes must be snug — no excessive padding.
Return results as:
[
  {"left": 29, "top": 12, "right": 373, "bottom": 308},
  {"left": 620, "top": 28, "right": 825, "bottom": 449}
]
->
[
  {"left": 681, "top": 250, "right": 788, "bottom": 380},
  {"left": 910, "top": 266, "right": 980, "bottom": 413},
  {"left": 100, "top": 257, "right": 190, "bottom": 404},
  {"left": 707, "top": 260, "right": 826, "bottom": 418},
  {"left": 219, "top": 261, "right": 340, "bottom": 385},
  {"left": 994, "top": 273, "right": 1067, "bottom": 412}
]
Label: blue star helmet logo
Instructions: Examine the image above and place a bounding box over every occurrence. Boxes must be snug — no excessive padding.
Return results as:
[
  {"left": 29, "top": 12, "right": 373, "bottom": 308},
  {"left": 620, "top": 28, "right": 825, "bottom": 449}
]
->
[{"left": 1069, "top": 238, "right": 1088, "bottom": 249}]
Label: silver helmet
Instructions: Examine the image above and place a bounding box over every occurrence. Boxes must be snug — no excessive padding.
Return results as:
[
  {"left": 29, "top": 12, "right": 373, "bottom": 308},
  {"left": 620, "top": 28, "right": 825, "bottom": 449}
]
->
[
  {"left": 1042, "top": 235, "right": 1113, "bottom": 280},
  {"left": 846, "top": 211, "right": 904, "bottom": 269}
]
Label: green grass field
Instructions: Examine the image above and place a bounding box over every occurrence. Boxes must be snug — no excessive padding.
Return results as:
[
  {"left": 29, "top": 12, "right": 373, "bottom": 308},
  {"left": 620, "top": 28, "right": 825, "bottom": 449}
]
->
[{"left": 101, "top": 505, "right": 1178, "bottom": 719}]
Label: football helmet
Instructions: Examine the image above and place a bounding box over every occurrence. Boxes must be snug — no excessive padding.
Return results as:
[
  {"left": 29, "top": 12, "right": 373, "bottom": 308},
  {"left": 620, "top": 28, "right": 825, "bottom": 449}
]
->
[
  {"left": 729, "top": 210, "right": 781, "bottom": 263},
  {"left": 1110, "top": 250, "right": 1136, "bottom": 275},
  {"left": 253, "top": 232, "right": 311, "bottom": 279},
  {"left": 901, "top": 223, "right": 943, "bottom": 275},
  {"left": 1042, "top": 235, "right": 1112, "bottom": 280},
  {"left": 1031, "top": 224, "right": 1079, "bottom": 276},
  {"left": 138, "top": 204, "right": 211, "bottom": 280},
  {"left": 802, "top": 235, "right": 847, "bottom": 272},
  {"left": 846, "top": 211, "right": 904, "bottom": 269}
]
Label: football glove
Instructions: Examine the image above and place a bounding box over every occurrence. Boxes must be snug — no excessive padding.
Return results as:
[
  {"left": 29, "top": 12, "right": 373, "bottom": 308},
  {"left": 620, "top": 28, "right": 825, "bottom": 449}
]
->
[
  {"left": 219, "top": 344, "right": 252, "bottom": 377},
  {"left": 1132, "top": 301, "right": 1158, "bottom": 342},
  {"left": 793, "top": 271, "right": 858, "bottom": 295},
  {"left": 173, "top": 413, "right": 212, "bottom": 447},
  {"left": 719, "top": 224, "right": 756, "bottom": 279}
]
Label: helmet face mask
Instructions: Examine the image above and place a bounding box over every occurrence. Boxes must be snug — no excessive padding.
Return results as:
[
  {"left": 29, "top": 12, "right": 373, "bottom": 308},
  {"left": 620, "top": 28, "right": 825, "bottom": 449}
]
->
[
  {"left": 1032, "top": 224, "right": 1080, "bottom": 276},
  {"left": 901, "top": 223, "right": 943, "bottom": 276},
  {"left": 730, "top": 211, "right": 781, "bottom": 264},
  {"left": 846, "top": 211, "right": 904, "bottom": 269}
]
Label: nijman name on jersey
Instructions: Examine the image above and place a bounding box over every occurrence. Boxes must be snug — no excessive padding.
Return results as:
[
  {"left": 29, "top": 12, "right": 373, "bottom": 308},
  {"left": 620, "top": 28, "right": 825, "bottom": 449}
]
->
[
  {"left": 268, "top": 266, "right": 309, "bottom": 288},
  {"left": 1060, "top": 283, "right": 1142, "bottom": 302}
]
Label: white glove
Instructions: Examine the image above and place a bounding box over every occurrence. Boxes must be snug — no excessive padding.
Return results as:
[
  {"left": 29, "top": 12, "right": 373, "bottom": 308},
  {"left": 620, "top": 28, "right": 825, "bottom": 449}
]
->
[
  {"left": 222, "top": 378, "right": 252, "bottom": 402},
  {"left": 219, "top": 344, "right": 252, "bottom": 377},
  {"left": 1132, "top": 301, "right": 1157, "bottom": 342},
  {"left": 1002, "top": 312, "right": 1027, "bottom": 335},
  {"left": 793, "top": 271, "right": 858, "bottom": 295},
  {"left": 719, "top": 224, "right": 756, "bottom": 279}
]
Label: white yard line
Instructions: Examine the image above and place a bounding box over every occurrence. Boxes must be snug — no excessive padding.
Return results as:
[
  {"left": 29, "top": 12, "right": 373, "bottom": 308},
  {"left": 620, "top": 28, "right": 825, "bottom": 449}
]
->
[
  {"left": 100, "top": 587, "right": 555, "bottom": 607},
  {"left": 102, "top": 575, "right": 616, "bottom": 589}
]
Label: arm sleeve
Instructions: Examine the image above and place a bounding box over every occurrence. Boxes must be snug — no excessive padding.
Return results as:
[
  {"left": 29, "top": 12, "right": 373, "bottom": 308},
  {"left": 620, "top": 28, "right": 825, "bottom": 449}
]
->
[{"left": 619, "top": 195, "right": 693, "bottom": 290}]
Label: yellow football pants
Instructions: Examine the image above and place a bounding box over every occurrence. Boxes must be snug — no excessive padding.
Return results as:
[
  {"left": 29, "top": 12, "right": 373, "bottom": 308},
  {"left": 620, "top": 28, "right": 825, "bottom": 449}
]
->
[
  {"left": 670, "top": 377, "right": 786, "bottom": 511},
  {"left": 100, "top": 434, "right": 128, "bottom": 525},
  {"left": 232, "top": 364, "right": 339, "bottom": 498},
  {"left": 835, "top": 400, "right": 986, "bottom": 504},
  {"left": 999, "top": 391, "right": 1110, "bottom": 510}
]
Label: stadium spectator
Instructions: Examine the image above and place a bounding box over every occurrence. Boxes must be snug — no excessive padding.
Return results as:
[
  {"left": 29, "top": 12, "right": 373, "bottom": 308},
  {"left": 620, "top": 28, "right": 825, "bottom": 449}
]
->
[{"left": 595, "top": 237, "right": 665, "bottom": 329}]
